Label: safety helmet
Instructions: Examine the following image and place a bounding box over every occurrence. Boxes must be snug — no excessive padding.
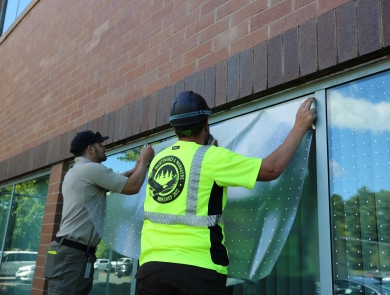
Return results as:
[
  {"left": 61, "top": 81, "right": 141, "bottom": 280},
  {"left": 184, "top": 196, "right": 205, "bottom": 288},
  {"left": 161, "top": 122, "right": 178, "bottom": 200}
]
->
[{"left": 169, "top": 91, "right": 212, "bottom": 127}]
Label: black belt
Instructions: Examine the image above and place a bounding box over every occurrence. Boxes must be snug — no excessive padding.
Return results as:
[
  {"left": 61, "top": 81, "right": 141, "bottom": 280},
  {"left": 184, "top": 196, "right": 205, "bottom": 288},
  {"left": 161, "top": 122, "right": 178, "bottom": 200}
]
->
[{"left": 55, "top": 237, "right": 96, "bottom": 255}]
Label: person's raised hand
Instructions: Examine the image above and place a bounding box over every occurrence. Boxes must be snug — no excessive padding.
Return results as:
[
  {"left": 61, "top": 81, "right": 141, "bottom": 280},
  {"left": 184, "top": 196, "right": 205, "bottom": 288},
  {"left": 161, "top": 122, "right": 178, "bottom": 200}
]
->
[
  {"left": 295, "top": 97, "right": 316, "bottom": 132},
  {"left": 140, "top": 145, "right": 155, "bottom": 163}
]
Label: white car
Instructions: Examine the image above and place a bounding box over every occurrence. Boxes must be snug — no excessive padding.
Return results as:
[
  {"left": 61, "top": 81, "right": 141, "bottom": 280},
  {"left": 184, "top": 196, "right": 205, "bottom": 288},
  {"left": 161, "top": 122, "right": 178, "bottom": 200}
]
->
[
  {"left": 95, "top": 259, "right": 110, "bottom": 271},
  {"left": 1, "top": 251, "right": 37, "bottom": 277},
  {"left": 15, "top": 264, "right": 35, "bottom": 281}
]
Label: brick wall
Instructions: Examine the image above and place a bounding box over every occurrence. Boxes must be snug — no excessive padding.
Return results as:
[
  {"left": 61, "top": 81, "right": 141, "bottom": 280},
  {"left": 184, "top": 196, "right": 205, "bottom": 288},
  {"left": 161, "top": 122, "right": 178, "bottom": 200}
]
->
[
  {"left": 0, "top": 0, "right": 351, "bottom": 164},
  {"left": 31, "top": 162, "right": 66, "bottom": 295},
  {"left": 1, "top": 0, "right": 390, "bottom": 183}
]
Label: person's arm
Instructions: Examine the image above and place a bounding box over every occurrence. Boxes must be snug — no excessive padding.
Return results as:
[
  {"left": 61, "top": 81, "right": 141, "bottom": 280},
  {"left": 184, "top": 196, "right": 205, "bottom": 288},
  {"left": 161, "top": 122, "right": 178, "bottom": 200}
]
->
[
  {"left": 121, "top": 145, "right": 154, "bottom": 194},
  {"left": 121, "top": 159, "right": 140, "bottom": 177},
  {"left": 257, "top": 97, "right": 316, "bottom": 181}
]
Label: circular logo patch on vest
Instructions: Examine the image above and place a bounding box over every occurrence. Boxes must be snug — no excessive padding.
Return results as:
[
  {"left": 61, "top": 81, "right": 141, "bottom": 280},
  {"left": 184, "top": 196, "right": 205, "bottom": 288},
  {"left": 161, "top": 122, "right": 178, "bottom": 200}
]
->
[{"left": 148, "top": 156, "right": 186, "bottom": 203}]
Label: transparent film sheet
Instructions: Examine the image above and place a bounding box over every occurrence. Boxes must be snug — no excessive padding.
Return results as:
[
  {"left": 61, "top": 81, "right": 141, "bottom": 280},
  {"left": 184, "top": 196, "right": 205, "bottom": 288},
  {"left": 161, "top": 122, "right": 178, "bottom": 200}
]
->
[{"left": 86, "top": 99, "right": 313, "bottom": 280}]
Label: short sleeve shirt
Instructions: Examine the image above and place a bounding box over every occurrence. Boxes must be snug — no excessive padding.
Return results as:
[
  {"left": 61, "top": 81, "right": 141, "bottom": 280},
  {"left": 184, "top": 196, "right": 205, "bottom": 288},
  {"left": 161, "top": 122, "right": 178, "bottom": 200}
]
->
[
  {"left": 56, "top": 157, "right": 127, "bottom": 246},
  {"left": 141, "top": 141, "right": 262, "bottom": 273}
]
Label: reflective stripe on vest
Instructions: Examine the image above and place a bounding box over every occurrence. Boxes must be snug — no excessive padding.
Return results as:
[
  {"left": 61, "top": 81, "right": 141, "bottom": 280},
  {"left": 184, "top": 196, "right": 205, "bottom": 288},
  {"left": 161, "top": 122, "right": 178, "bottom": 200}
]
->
[{"left": 144, "top": 145, "right": 224, "bottom": 227}]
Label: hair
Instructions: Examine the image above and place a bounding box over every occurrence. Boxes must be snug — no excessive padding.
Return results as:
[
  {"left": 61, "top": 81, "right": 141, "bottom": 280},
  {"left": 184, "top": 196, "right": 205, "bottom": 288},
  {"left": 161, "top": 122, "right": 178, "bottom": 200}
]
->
[
  {"left": 72, "top": 142, "right": 98, "bottom": 157},
  {"left": 174, "top": 120, "right": 206, "bottom": 139}
]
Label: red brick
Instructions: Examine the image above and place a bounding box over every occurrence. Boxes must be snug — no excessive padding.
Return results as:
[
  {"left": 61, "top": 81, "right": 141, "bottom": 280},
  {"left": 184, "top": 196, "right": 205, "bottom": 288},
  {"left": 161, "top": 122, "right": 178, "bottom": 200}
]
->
[
  {"left": 108, "top": 75, "right": 126, "bottom": 92},
  {"left": 151, "top": 1, "right": 174, "bottom": 26},
  {"left": 158, "top": 55, "right": 184, "bottom": 77},
  {"left": 135, "top": 68, "right": 158, "bottom": 89},
  {"left": 199, "top": 17, "right": 230, "bottom": 44},
  {"left": 119, "top": 58, "right": 138, "bottom": 77},
  {"left": 171, "top": 34, "right": 198, "bottom": 58},
  {"left": 216, "top": 0, "right": 250, "bottom": 20},
  {"left": 270, "top": 2, "right": 317, "bottom": 38},
  {"left": 141, "top": 19, "right": 164, "bottom": 43},
  {"left": 183, "top": 40, "right": 212, "bottom": 64},
  {"left": 111, "top": 53, "right": 129, "bottom": 72},
  {"left": 215, "top": 21, "right": 249, "bottom": 49},
  {"left": 92, "top": 84, "right": 109, "bottom": 100},
  {"left": 126, "top": 63, "right": 148, "bottom": 82},
  {"left": 200, "top": 0, "right": 226, "bottom": 17},
  {"left": 250, "top": 0, "right": 292, "bottom": 32},
  {"left": 318, "top": 0, "right": 351, "bottom": 15},
  {"left": 198, "top": 46, "right": 229, "bottom": 72},
  {"left": 231, "top": 0, "right": 268, "bottom": 26},
  {"left": 149, "top": 24, "right": 173, "bottom": 48},
  {"left": 162, "top": 2, "right": 187, "bottom": 27},
  {"left": 187, "top": 11, "right": 214, "bottom": 38},
  {"left": 115, "top": 80, "right": 135, "bottom": 99},
  {"left": 172, "top": 6, "right": 200, "bottom": 33},
  {"left": 230, "top": 26, "right": 268, "bottom": 56},
  {"left": 295, "top": 0, "right": 315, "bottom": 9},
  {"left": 105, "top": 97, "right": 124, "bottom": 114},
  {"left": 169, "top": 61, "right": 196, "bottom": 84},
  {"left": 102, "top": 69, "right": 119, "bottom": 87},
  {"left": 147, "top": 50, "right": 170, "bottom": 71},
  {"left": 145, "top": 75, "right": 169, "bottom": 95}
]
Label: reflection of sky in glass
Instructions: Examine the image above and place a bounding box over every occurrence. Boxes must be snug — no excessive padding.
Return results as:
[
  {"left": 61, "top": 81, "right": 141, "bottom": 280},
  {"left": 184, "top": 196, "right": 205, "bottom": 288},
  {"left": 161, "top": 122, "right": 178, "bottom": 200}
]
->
[
  {"left": 327, "top": 70, "right": 390, "bottom": 200},
  {"left": 103, "top": 153, "right": 135, "bottom": 174},
  {"left": 2, "top": 0, "right": 32, "bottom": 34}
]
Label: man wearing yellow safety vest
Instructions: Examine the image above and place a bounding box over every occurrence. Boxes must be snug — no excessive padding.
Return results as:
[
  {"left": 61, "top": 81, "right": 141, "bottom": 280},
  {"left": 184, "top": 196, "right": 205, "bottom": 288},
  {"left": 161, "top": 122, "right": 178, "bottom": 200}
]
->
[{"left": 135, "top": 91, "right": 316, "bottom": 295}]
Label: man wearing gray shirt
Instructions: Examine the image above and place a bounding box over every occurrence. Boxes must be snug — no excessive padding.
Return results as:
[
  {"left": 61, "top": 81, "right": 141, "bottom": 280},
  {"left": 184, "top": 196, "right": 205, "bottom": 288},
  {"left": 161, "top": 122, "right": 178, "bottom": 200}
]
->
[{"left": 44, "top": 130, "right": 154, "bottom": 295}]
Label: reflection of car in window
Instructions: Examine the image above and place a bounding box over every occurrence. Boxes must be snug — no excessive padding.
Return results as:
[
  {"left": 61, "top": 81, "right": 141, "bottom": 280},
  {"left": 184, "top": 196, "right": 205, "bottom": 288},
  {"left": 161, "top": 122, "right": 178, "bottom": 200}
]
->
[
  {"left": 15, "top": 264, "right": 36, "bottom": 281},
  {"left": 95, "top": 259, "right": 110, "bottom": 271},
  {"left": 0, "top": 251, "right": 37, "bottom": 277},
  {"left": 114, "top": 258, "right": 133, "bottom": 278},
  {"left": 334, "top": 276, "right": 389, "bottom": 295}
]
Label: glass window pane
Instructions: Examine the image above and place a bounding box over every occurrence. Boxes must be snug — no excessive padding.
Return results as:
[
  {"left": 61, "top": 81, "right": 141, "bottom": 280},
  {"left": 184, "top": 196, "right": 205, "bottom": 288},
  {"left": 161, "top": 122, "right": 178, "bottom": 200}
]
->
[
  {"left": 0, "top": 175, "right": 49, "bottom": 295},
  {"left": 2, "top": 0, "right": 32, "bottom": 34},
  {"left": 0, "top": 186, "right": 12, "bottom": 251},
  {"left": 86, "top": 100, "right": 319, "bottom": 295},
  {"left": 327, "top": 70, "right": 390, "bottom": 294}
]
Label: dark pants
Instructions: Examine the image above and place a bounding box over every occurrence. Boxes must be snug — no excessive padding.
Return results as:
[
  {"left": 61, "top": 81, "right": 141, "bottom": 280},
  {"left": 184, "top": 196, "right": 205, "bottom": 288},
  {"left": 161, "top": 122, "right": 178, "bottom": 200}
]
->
[
  {"left": 44, "top": 240, "right": 96, "bottom": 295},
  {"left": 135, "top": 262, "right": 227, "bottom": 295}
]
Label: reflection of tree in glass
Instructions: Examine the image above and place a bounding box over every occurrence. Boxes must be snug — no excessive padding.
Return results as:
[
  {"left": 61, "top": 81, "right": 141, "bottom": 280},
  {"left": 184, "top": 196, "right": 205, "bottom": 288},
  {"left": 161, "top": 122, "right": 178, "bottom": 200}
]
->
[
  {"left": 331, "top": 186, "right": 390, "bottom": 276},
  {"left": 116, "top": 137, "right": 174, "bottom": 162},
  {"left": 4, "top": 176, "right": 49, "bottom": 251}
]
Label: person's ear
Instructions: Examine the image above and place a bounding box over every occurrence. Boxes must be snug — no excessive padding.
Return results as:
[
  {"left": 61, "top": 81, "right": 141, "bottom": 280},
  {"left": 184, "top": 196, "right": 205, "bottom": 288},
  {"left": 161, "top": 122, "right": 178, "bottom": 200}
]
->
[{"left": 87, "top": 145, "right": 95, "bottom": 154}]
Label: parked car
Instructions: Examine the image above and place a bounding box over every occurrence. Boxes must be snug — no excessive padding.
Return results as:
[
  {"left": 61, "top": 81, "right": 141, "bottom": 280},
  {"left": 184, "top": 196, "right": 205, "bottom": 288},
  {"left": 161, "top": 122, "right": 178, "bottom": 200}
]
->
[
  {"left": 95, "top": 259, "right": 110, "bottom": 271},
  {"left": 15, "top": 264, "right": 35, "bottom": 281},
  {"left": 104, "top": 261, "right": 117, "bottom": 272},
  {"left": 114, "top": 258, "right": 133, "bottom": 278},
  {"left": 93, "top": 264, "right": 99, "bottom": 280},
  {"left": 0, "top": 251, "right": 37, "bottom": 277}
]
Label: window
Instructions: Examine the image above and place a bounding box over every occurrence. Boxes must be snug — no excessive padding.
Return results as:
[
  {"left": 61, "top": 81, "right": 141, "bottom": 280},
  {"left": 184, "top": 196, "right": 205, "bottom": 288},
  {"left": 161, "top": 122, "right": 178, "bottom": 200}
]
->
[
  {"left": 84, "top": 99, "right": 320, "bottom": 295},
  {"left": 328, "top": 69, "right": 390, "bottom": 294},
  {"left": 0, "top": 173, "right": 49, "bottom": 294},
  {"left": 1, "top": 0, "right": 33, "bottom": 35}
]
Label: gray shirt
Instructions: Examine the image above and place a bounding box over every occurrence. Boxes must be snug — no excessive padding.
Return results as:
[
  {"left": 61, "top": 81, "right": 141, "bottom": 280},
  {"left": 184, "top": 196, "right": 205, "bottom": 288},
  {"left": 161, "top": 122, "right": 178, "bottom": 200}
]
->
[{"left": 56, "top": 157, "right": 127, "bottom": 247}]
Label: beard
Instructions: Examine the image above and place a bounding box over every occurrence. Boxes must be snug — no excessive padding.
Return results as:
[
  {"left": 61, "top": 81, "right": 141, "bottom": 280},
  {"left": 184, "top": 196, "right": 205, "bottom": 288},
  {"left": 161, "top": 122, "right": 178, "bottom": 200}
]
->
[{"left": 96, "top": 150, "right": 107, "bottom": 162}]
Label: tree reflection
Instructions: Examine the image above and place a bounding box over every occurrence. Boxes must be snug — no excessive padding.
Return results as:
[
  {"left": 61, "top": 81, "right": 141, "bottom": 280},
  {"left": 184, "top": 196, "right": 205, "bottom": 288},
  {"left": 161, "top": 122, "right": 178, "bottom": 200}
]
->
[
  {"left": 3, "top": 176, "right": 49, "bottom": 252},
  {"left": 331, "top": 186, "right": 390, "bottom": 277}
]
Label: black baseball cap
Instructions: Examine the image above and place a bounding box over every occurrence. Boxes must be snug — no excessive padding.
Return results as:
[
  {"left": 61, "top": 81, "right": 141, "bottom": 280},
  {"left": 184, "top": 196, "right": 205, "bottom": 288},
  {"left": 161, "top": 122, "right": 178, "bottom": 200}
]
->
[{"left": 70, "top": 130, "right": 109, "bottom": 154}]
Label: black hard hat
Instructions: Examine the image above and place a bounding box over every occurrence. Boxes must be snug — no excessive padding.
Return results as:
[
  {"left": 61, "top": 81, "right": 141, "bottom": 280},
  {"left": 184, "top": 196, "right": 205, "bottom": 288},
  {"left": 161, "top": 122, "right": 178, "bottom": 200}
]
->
[
  {"left": 169, "top": 91, "right": 212, "bottom": 127},
  {"left": 70, "top": 130, "right": 109, "bottom": 154}
]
